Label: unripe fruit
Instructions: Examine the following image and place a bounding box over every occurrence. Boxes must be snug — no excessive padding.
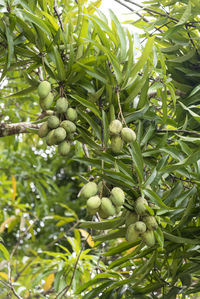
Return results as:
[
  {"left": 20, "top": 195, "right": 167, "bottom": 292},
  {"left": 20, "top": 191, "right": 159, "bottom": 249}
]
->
[
  {"left": 121, "top": 127, "right": 136, "bottom": 143},
  {"left": 39, "top": 92, "right": 53, "bottom": 110},
  {"left": 134, "top": 221, "right": 146, "bottom": 234},
  {"left": 53, "top": 127, "right": 66, "bottom": 143},
  {"left": 142, "top": 230, "right": 155, "bottom": 247},
  {"left": 38, "top": 122, "right": 49, "bottom": 138},
  {"left": 110, "top": 187, "right": 125, "bottom": 206},
  {"left": 109, "top": 120, "right": 122, "bottom": 135},
  {"left": 56, "top": 97, "right": 68, "bottom": 113},
  {"left": 100, "top": 197, "right": 116, "bottom": 217},
  {"left": 97, "top": 181, "right": 103, "bottom": 194},
  {"left": 126, "top": 224, "right": 139, "bottom": 242},
  {"left": 81, "top": 182, "right": 98, "bottom": 198},
  {"left": 66, "top": 108, "right": 77, "bottom": 122},
  {"left": 87, "top": 196, "right": 101, "bottom": 210},
  {"left": 38, "top": 81, "right": 51, "bottom": 99},
  {"left": 46, "top": 129, "right": 56, "bottom": 146},
  {"left": 48, "top": 116, "right": 60, "bottom": 129},
  {"left": 143, "top": 216, "right": 158, "bottom": 230},
  {"left": 135, "top": 197, "right": 148, "bottom": 216},
  {"left": 58, "top": 141, "right": 71, "bottom": 155},
  {"left": 87, "top": 207, "right": 98, "bottom": 216},
  {"left": 98, "top": 207, "right": 109, "bottom": 219},
  {"left": 60, "top": 120, "right": 76, "bottom": 133},
  {"left": 111, "top": 136, "right": 123, "bottom": 153},
  {"left": 115, "top": 206, "right": 121, "bottom": 214},
  {"left": 125, "top": 211, "right": 139, "bottom": 227}
]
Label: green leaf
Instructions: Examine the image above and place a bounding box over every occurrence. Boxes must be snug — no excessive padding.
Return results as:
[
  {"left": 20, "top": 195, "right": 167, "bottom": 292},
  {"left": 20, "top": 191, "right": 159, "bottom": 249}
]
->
[
  {"left": 53, "top": 46, "right": 66, "bottom": 81},
  {"left": 71, "top": 94, "right": 101, "bottom": 119},
  {"left": 122, "top": 36, "right": 155, "bottom": 89},
  {"left": 0, "top": 243, "right": 9, "bottom": 260},
  {"left": 176, "top": 1, "right": 192, "bottom": 25},
  {"left": 5, "top": 25, "right": 14, "bottom": 69},
  {"left": 20, "top": 9, "right": 52, "bottom": 36}
]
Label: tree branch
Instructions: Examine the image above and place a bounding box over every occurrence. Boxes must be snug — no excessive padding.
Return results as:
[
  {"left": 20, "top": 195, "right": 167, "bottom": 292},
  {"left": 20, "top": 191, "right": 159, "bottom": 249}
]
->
[
  {"left": 54, "top": 0, "right": 64, "bottom": 32},
  {"left": 0, "top": 122, "right": 40, "bottom": 138},
  {"left": 157, "top": 129, "right": 200, "bottom": 136}
]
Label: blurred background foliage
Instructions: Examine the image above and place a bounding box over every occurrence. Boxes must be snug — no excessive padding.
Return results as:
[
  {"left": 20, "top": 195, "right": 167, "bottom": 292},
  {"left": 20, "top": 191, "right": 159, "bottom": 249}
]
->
[{"left": 1, "top": 0, "right": 200, "bottom": 298}]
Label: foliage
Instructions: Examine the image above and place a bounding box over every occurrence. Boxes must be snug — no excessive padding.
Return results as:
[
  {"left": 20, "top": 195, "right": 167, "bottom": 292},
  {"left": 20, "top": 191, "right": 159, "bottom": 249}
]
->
[{"left": 1, "top": 0, "right": 200, "bottom": 298}]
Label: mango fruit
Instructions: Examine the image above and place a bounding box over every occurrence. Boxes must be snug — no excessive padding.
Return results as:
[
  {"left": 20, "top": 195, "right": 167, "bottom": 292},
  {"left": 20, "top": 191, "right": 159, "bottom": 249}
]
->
[
  {"left": 87, "top": 195, "right": 101, "bottom": 210},
  {"left": 134, "top": 221, "right": 146, "bottom": 234},
  {"left": 143, "top": 216, "right": 158, "bottom": 230},
  {"left": 38, "top": 81, "right": 51, "bottom": 99},
  {"left": 46, "top": 130, "right": 56, "bottom": 146},
  {"left": 142, "top": 230, "right": 155, "bottom": 247},
  {"left": 48, "top": 115, "right": 60, "bottom": 129},
  {"left": 109, "top": 119, "right": 122, "bottom": 135},
  {"left": 110, "top": 187, "right": 125, "bottom": 206},
  {"left": 126, "top": 224, "right": 139, "bottom": 242},
  {"left": 81, "top": 182, "right": 98, "bottom": 198},
  {"left": 111, "top": 136, "right": 123, "bottom": 153},
  {"left": 125, "top": 211, "right": 139, "bottom": 227},
  {"left": 38, "top": 122, "right": 49, "bottom": 138},
  {"left": 56, "top": 97, "right": 68, "bottom": 113},
  {"left": 66, "top": 108, "right": 77, "bottom": 122},
  {"left": 39, "top": 92, "right": 54, "bottom": 111},
  {"left": 100, "top": 197, "right": 116, "bottom": 217},
  {"left": 58, "top": 141, "right": 71, "bottom": 155},
  {"left": 121, "top": 127, "right": 136, "bottom": 143},
  {"left": 60, "top": 120, "right": 76, "bottom": 133},
  {"left": 53, "top": 127, "right": 66, "bottom": 143},
  {"left": 135, "top": 197, "right": 148, "bottom": 216}
]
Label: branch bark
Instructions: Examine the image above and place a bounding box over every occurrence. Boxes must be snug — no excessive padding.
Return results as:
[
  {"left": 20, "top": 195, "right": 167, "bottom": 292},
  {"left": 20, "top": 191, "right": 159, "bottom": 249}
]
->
[{"left": 0, "top": 122, "right": 40, "bottom": 138}]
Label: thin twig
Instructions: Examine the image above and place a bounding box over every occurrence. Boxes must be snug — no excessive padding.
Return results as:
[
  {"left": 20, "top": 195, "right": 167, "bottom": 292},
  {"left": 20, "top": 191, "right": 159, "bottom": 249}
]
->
[
  {"left": 157, "top": 129, "right": 200, "bottom": 136},
  {"left": 55, "top": 236, "right": 89, "bottom": 298},
  {"left": 54, "top": 0, "right": 64, "bottom": 32},
  {"left": 116, "top": 87, "right": 127, "bottom": 126}
]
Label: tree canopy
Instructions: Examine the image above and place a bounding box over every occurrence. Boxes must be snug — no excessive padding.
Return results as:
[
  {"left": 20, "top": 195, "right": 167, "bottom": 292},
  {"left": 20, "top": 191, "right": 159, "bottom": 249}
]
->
[{"left": 1, "top": 0, "right": 200, "bottom": 298}]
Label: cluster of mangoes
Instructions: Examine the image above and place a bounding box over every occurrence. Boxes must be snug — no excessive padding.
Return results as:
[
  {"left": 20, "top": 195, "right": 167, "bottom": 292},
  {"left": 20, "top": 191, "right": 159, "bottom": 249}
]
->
[
  {"left": 80, "top": 181, "right": 125, "bottom": 218},
  {"left": 125, "top": 197, "right": 158, "bottom": 247},
  {"left": 37, "top": 81, "right": 77, "bottom": 155},
  {"left": 109, "top": 119, "right": 136, "bottom": 153}
]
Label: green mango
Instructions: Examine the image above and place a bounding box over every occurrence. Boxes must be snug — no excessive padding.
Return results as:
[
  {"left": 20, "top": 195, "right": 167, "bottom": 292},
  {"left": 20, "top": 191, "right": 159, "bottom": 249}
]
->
[
  {"left": 125, "top": 211, "right": 139, "bottom": 227},
  {"left": 46, "top": 129, "right": 56, "bottom": 146},
  {"left": 53, "top": 127, "right": 66, "bottom": 143},
  {"left": 60, "top": 120, "right": 76, "bottom": 133},
  {"left": 109, "top": 119, "right": 122, "bottom": 135},
  {"left": 39, "top": 92, "right": 53, "bottom": 110},
  {"left": 48, "top": 115, "right": 60, "bottom": 129},
  {"left": 121, "top": 127, "right": 136, "bottom": 143},
  {"left": 66, "top": 108, "right": 77, "bottom": 122},
  {"left": 134, "top": 221, "right": 146, "bottom": 234},
  {"left": 111, "top": 136, "right": 123, "bottom": 153},
  {"left": 142, "top": 230, "right": 155, "bottom": 247},
  {"left": 110, "top": 187, "right": 125, "bottom": 206},
  {"left": 38, "top": 122, "right": 49, "bottom": 138},
  {"left": 58, "top": 141, "right": 71, "bottom": 155},
  {"left": 100, "top": 197, "right": 116, "bottom": 217},
  {"left": 87, "top": 195, "right": 101, "bottom": 210},
  {"left": 143, "top": 216, "right": 158, "bottom": 230},
  {"left": 38, "top": 80, "right": 51, "bottom": 98},
  {"left": 135, "top": 197, "right": 149, "bottom": 216},
  {"left": 56, "top": 97, "right": 68, "bottom": 113},
  {"left": 81, "top": 182, "right": 98, "bottom": 198},
  {"left": 126, "top": 224, "right": 139, "bottom": 242}
]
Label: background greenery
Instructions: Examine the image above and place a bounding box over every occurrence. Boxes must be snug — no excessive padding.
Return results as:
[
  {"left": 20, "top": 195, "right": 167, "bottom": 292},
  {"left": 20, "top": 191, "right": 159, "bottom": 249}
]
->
[{"left": 1, "top": 0, "right": 200, "bottom": 298}]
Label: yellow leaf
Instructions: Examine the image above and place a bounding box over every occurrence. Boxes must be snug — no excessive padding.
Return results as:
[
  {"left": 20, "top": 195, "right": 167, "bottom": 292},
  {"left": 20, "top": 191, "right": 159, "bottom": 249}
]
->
[
  {"left": 0, "top": 272, "right": 14, "bottom": 281},
  {"left": 12, "top": 175, "right": 16, "bottom": 201},
  {"left": 79, "top": 228, "right": 94, "bottom": 247},
  {"left": 0, "top": 216, "right": 17, "bottom": 233},
  {"left": 43, "top": 273, "right": 54, "bottom": 291}
]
